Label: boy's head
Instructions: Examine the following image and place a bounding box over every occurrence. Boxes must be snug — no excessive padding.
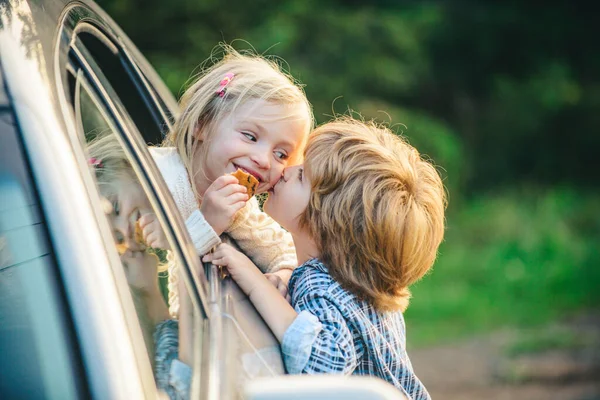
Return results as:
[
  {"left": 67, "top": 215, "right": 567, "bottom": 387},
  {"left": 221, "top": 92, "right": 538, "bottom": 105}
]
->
[{"left": 298, "top": 118, "right": 446, "bottom": 312}]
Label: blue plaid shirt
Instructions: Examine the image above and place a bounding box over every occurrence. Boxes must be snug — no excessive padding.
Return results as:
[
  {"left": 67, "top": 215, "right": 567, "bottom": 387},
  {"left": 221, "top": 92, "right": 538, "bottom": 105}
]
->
[{"left": 281, "top": 259, "right": 430, "bottom": 400}]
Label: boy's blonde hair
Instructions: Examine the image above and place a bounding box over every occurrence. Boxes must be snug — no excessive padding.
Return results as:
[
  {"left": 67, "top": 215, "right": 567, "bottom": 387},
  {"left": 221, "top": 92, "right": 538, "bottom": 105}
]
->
[
  {"left": 299, "top": 118, "right": 446, "bottom": 312},
  {"left": 165, "top": 45, "right": 314, "bottom": 198}
]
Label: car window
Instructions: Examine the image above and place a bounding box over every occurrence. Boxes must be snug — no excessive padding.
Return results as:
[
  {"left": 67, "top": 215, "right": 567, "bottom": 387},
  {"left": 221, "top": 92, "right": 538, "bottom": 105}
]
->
[
  {"left": 72, "top": 70, "right": 204, "bottom": 397},
  {"left": 0, "top": 109, "right": 87, "bottom": 399},
  {"left": 68, "top": 23, "right": 287, "bottom": 395},
  {"left": 73, "top": 25, "right": 171, "bottom": 145}
]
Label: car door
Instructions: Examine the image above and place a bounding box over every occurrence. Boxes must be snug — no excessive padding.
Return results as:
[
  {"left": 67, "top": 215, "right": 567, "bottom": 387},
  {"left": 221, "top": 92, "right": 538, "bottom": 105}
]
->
[
  {"left": 55, "top": 5, "right": 213, "bottom": 399},
  {"left": 54, "top": 3, "right": 285, "bottom": 399}
]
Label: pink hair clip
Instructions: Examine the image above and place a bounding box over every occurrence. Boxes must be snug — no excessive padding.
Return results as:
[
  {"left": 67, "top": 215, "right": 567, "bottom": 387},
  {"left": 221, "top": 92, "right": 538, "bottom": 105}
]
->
[
  {"left": 89, "top": 157, "right": 103, "bottom": 168},
  {"left": 216, "top": 72, "right": 235, "bottom": 97}
]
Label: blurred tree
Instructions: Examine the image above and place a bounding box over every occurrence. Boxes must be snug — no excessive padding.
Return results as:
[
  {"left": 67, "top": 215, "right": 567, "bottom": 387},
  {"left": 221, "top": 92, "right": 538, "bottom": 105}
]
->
[{"left": 97, "top": 0, "right": 600, "bottom": 193}]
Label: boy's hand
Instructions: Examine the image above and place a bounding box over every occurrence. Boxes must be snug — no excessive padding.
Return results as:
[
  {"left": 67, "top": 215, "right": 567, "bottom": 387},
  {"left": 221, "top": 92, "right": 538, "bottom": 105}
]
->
[
  {"left": 201, "top": 175, "right": 249, "bottom": 236},
  {"left": 202, "top": 243, "right": 262, "bottom": 296},
  {"left": 138, "top": 213, "right": 170, "bottom": 250},
  {"left": 265, "top": 273, "right": 291, "bottom": 303}
]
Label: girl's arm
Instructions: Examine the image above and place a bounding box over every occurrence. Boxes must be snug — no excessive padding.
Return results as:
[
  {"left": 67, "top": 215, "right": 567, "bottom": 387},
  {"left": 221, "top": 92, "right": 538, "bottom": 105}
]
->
[{"left": 149, "top": 147, "right": 221, "bottom": 256}]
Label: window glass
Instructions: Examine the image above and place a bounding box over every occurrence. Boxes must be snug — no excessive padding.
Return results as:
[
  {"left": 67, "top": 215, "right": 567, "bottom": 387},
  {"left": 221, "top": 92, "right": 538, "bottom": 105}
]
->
[
  {"left": 75, "top": 29, "right": 168, "bottom": 145},
  {"left": 0, "top": 111, "right": 86, "bottom": 399},
  {"left": 74, "top": 72, "right": 202, "bottom": 398}
]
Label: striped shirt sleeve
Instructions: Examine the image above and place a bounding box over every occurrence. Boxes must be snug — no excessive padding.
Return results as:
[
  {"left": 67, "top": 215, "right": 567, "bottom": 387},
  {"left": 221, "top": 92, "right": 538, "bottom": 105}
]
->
[{"left": 282, "top": 291, "right": 358, "bottom": 375}]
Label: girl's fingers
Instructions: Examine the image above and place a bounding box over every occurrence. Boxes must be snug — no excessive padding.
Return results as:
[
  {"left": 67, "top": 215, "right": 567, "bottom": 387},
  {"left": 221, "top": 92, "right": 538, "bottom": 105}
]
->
[
  {"left": 138, "top": 213, "right": 153, "bottom": 229},
  {"left": 210, "top": 175, "right": 239, "bottom": 191},
  {"left": 145, "top": 231, "right": 157, "bottom": 245},
  {"left": 226, "top": 193, "right": 249, "bottom": 205},
  {"left": 232, "top": 200, "right": 247, "bottom": 213},
  {"left": 216, "top": 182, "right": 248, "bottom": 198}
]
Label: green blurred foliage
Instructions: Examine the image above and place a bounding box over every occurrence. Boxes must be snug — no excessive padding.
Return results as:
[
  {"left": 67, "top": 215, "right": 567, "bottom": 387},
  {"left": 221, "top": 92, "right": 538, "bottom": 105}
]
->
[
  {"left": 97, "top": 0, "right": 600, "bottom": 342},
  {"left": 407, "top": 188, "right": 600, "bottom": 346},
  {"left": 98, "top": 0, "right": 599, "bottom": 193}
]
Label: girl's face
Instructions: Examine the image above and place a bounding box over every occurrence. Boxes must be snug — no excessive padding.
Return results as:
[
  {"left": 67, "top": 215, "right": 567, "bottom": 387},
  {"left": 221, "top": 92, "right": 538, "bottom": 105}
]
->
[
  {"left": 264, "top": 164, "right": 311, "bottom": 234},
  {"left": 196, "top": 99, "right": 308, "bottom": 195},
  {"left": 105, "top": 177, "right": 152, "bottom": 252},
  {"left": 120, "top": 248, "right": 159, "bottom": 293}
]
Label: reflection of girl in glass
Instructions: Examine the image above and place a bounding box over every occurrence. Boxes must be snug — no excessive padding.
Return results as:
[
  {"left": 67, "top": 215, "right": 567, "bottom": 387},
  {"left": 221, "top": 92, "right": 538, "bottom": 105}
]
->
[{"left": 86, "top": 132, "right": 183, "bottom": 398}]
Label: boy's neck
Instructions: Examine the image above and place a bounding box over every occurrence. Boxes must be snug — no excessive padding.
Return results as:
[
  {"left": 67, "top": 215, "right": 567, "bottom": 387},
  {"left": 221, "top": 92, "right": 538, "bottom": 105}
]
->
[{"left": 292, "top": 232, "right": 320, "bottom": 266}]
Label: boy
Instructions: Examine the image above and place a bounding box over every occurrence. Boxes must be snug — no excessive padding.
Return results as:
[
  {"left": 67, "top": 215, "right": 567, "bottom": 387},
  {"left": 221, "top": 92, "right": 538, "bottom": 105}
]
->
[{"left": 203, "top": 117, "right": 446, "bottom": 399}]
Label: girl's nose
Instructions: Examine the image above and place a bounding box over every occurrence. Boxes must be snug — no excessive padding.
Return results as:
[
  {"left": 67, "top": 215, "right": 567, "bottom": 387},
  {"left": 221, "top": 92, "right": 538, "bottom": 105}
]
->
[{"left": 251, "top": 147, "right": 271, "bottom": 170}]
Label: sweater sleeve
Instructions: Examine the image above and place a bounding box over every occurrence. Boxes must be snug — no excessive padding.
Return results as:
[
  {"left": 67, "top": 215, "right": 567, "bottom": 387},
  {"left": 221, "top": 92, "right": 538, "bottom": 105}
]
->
[
  {"left": 226, "top": 197, "right": 297, "bottom": 273},
  {"left": 185, "top": 210, "right": 221, "bottom": 256},
  {"left": 149, "top": 147, "right": 221, "bottom": 256}
]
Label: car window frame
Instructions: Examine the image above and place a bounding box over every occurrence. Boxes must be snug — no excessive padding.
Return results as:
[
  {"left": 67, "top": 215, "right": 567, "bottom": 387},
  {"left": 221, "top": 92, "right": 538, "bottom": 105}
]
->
[
  {"left": 67, "top": 27, "right": 210, "bottom": 319},
  {"left": 54, "top": 6, "right": 213, "bottom": 398},
  {"left": 65, "top": 12, "right": 286, "bottom": 398},
  {"left": 68, "top": 41, "right": 213, "bottom": 399}
]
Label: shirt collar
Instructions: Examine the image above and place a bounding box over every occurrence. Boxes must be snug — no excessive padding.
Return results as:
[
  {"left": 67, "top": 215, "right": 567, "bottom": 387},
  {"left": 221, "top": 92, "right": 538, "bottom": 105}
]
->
[{"left": 301, "top": 258, "right": 329, "bottom": 273}]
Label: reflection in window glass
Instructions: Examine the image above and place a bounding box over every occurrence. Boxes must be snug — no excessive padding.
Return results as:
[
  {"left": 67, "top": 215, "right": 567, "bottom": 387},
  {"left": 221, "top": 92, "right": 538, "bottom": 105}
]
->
[{"left": 74, "top": 73, "right": 201, "bottom": 398}]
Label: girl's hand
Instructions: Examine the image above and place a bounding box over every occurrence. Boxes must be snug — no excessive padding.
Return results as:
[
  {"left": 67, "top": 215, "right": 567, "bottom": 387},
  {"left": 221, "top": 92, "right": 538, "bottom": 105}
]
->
[
  {"left": 201, "top": 175, "right": 249, "bottom": 236},
  {"left": 202, "top": 243, "right": 263, "bottom": 297},
  {"left": 138, "top": 213, "right": 170, "bottom": 250}
]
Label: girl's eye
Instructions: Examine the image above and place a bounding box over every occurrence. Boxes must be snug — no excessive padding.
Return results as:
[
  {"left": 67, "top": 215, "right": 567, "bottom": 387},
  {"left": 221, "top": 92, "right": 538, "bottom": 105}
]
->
[
  {"left": 275, "top": 150, "right": 289, "bottom": 161},
  {"left": 242, "top": 132, "right": 257, "bottom": 142}
]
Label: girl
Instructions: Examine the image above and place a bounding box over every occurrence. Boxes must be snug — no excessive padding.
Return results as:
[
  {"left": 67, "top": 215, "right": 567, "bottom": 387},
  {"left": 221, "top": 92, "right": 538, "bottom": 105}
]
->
[
  {"left": 86, "top": 132, "right": 187, "bottom": 399},
  {"left": 203, "top": 118, "right": 446, "bottom": 399},
  {"left": 144, "top": 46, "right": 314, "bottom": 318}
]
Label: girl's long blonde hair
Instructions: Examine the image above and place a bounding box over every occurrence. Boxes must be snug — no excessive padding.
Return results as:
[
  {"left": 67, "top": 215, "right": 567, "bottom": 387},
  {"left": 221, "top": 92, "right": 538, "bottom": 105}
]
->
[{"left": 164, "top": 45, "right": 314, "bottom": 199}]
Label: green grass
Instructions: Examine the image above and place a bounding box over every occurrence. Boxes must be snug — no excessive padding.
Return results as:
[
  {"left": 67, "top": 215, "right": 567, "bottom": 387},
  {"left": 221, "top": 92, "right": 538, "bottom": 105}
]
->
[{"left": 405, "top": 187, "right": 600, "bottom": 348}]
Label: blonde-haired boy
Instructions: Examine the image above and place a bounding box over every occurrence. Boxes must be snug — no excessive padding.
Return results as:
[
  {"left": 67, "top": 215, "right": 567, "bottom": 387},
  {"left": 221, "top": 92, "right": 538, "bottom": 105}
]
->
[{"left": 203, "top": 117, "right": 446, "bottom": 399}]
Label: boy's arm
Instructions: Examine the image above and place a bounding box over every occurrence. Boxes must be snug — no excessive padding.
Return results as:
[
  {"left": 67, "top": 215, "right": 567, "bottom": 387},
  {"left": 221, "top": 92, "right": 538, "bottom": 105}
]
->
[
  {"left": 203, "top": 245, "right": 357, "bottom": 375},
  {"left": 281, "top": 292, "right": 358, "bottom": 375},
  {"left": 202, "top": 244, "right": 298, "bottom": 340}
]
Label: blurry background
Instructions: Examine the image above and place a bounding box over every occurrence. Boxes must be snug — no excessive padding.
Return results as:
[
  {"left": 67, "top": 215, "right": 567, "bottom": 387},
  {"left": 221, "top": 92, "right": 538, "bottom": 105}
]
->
[{"left": 97, "top": 1, "right": 600, "bottom": 398}]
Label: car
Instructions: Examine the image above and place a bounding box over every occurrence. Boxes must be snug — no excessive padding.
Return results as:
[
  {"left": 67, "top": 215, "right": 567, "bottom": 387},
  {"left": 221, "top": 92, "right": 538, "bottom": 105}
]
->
[{"left": 0, "top": 0, "right": 407, "bottom": 399}]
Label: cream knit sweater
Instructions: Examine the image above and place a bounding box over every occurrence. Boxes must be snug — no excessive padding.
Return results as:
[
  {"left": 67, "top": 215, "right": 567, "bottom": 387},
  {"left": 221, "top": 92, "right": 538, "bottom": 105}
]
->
[{"left": 149, "top": 147, "right": 297, "bottom": 316}]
